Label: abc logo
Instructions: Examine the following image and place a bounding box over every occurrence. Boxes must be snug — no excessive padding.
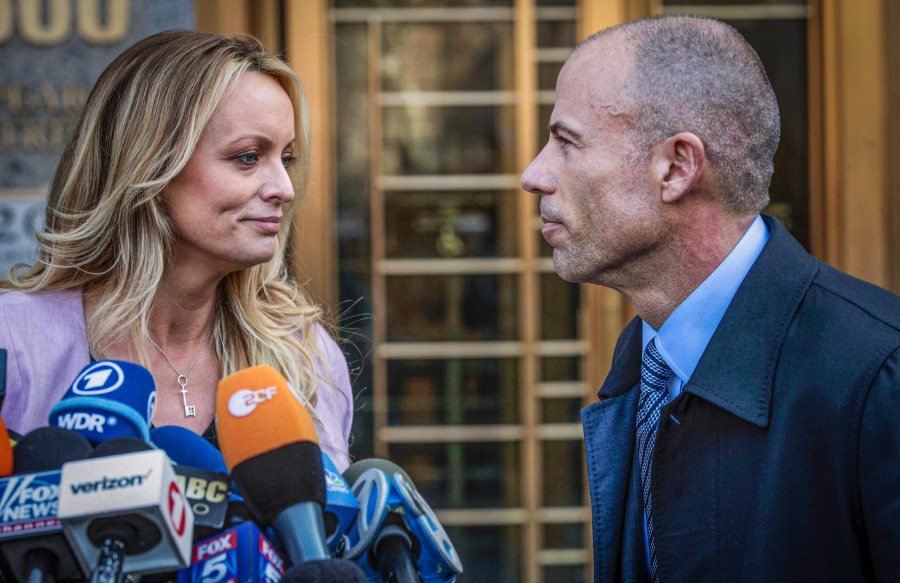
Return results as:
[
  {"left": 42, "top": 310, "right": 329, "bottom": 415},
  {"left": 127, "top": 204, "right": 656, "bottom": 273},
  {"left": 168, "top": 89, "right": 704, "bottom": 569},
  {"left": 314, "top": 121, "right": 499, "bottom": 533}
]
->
[{"left": 71, "top": 361, "right": 125, "bottom": 396}]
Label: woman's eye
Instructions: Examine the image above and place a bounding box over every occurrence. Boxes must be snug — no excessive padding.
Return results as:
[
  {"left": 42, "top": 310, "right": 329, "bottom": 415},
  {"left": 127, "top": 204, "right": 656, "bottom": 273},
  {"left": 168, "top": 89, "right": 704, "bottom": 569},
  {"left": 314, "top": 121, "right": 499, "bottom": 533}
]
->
[
  {"left": 282, "top": 155, "right": 298, "bottom": 168},
  {"left": 236, "top": 152, "right": 259, "bottom": 164}
]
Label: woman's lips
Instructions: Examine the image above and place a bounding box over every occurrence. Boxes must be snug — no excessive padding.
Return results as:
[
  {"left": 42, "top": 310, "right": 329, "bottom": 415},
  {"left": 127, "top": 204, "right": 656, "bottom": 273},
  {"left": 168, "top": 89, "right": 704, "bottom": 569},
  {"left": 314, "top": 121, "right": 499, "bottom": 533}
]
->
[{"left": 246, "top": 217, "right": 282, "bottom": 233}]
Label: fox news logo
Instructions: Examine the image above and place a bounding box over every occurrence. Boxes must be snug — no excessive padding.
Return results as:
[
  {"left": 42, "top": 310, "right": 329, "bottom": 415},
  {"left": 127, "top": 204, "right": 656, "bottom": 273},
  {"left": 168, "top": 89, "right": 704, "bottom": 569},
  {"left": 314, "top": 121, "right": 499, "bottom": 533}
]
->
[
  {"left": 194, "top": 530, "right": 237, "bottom": 562},
  {"left": 259, "top": 535, "right": 284, "bottom": 575},
  {"left": 0, "top": 472, "right": 61, "bottom": 537},
  {"left": 71, "top": 361, "right": 125, "bottom": 395}
]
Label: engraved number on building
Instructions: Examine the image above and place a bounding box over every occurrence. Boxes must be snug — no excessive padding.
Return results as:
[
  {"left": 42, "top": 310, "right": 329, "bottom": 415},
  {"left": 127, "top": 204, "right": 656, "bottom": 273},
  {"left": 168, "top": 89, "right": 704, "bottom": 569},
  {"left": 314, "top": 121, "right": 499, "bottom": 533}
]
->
[{"left": 0, "top": 0, "right": 130, "bottom": 46}]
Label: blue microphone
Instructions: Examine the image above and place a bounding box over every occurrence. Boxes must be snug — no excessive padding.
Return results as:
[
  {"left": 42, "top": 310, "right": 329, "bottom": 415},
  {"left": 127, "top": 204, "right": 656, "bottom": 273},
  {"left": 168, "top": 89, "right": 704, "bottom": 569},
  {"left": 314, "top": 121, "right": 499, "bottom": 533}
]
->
[
  {"left": 321, "top": 452, "right": 360, "bottom": 555},
  {"left": 0, "top": 427, "right": 95, "bottom": 583},
  {"left": 341, "top": 459, "right": 463, "bottom": 583},
  {"left": 150, "top": 425, "right": 226, "bottom": 473},
  {"left": 177, "top": 521, "right": 286, "bottom": 583},
  {"left": 47, "top": 360, "right": 156, "bottom": 444},
  {"left": 150, "top": 426, "right": 233, "bottom": 540}
]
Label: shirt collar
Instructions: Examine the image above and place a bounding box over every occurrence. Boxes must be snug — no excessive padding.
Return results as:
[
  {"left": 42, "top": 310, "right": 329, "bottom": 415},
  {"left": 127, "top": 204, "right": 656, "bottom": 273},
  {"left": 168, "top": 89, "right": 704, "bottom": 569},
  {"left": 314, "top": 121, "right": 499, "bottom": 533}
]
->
[{"left": 642, "top": 215, "right": 769, "bottom": 382}]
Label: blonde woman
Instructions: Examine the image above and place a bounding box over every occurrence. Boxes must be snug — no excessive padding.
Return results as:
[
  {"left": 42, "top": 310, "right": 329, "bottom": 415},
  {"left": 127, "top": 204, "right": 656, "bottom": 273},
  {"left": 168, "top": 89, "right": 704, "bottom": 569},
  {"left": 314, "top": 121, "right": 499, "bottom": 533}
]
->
[{"left": 0, "top": 30, "right": 353, "bottom": 471}]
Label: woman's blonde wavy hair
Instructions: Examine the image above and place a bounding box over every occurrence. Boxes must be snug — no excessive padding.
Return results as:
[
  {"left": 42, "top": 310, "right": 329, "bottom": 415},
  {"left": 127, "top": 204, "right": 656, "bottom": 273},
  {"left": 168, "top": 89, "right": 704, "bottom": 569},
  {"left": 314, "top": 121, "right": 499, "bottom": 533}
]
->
[{"left": 3, "top": 30, "right": 331, "bottom": 411}]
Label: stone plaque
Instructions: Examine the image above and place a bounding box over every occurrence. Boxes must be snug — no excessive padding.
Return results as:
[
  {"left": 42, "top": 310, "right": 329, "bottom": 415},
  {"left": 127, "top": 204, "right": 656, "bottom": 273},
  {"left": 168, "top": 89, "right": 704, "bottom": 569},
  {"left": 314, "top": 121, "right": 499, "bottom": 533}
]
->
[{"left": 0, "top": 0, "right": 194, "bottom": 275}]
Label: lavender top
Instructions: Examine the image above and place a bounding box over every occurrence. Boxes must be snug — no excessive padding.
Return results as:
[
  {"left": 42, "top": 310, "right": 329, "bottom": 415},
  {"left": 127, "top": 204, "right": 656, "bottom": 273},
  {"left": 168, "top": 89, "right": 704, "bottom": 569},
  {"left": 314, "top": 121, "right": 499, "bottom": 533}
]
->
[{"left": 0, "top": 288, "right": 354, "bottom": 472}]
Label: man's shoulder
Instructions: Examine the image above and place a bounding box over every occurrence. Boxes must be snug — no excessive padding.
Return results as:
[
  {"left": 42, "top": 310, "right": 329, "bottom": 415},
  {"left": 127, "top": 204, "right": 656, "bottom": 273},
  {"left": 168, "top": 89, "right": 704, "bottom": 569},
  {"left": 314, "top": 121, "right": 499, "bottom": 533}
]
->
[{"left": 808, "top": 263, "right": 900, "bottom": 334}]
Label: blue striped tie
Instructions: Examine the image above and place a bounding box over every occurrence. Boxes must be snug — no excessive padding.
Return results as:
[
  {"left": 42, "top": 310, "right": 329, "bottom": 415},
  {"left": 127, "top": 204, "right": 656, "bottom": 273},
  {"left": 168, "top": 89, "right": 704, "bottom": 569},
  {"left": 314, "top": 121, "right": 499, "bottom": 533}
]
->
[{"left": 636, "top": 338, "right": 672, "bottom": 583}]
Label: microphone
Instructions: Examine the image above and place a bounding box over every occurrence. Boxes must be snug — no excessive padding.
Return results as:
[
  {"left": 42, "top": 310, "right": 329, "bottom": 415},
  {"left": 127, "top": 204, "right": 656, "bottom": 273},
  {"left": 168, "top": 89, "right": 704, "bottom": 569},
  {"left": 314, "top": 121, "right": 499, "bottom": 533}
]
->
[
  {"left": 0, "top": 415, "right": 14, "bottom": 477},
  {"left": 48, "top": 360, "right": 157, "bottom": 445},
  {"left": 0, "top": 427, "right": 94, "bottom": 583},
  {"left": 342, "top": 459, "right": 463, "bottom": 583},
  {"left": 150, "top": 426, "right": 232, "bottom": 541},
  {"left": 321, "top": 451, "right": 360, "bottom": 555},
  {"left": 176, "top": 521, "right": 286, "bottom": 583},
  {"left": 280, "top": 558, "right": 369, "bottom": 583},
  {"left": 216, "top": 365, "right": 331, "bottom": 565},
  {"left": 57, "top": 437, "right": 194, "bottom": 580},
  {"left": 11, "top": 427, "right": 94, "bottom": 475}
]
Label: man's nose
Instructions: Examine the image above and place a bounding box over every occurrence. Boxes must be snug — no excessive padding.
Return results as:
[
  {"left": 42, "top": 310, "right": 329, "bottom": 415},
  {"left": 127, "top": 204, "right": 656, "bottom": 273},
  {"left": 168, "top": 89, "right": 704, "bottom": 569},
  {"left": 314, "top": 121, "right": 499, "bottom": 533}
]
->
[{"left": 519, "top": 147, "right": 556, "bottom": 196}]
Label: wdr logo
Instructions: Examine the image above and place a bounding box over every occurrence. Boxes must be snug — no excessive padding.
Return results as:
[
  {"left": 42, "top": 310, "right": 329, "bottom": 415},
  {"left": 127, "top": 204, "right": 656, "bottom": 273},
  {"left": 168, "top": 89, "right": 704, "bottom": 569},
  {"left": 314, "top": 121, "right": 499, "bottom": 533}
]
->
[{"left": 71, "top": 362, "right": 125, "bottom": 396}]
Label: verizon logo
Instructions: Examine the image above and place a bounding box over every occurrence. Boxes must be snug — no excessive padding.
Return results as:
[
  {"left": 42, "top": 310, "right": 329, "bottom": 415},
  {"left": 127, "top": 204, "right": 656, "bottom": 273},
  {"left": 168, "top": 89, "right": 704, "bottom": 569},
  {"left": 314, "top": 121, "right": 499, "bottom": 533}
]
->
[{"left": 69, "top": 469, "right": 153, "bottom": 494}]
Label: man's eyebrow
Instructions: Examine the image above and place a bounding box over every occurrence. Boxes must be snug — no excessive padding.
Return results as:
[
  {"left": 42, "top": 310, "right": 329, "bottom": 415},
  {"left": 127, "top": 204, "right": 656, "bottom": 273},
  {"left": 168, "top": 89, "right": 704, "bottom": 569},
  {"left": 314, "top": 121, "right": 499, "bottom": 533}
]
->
[{"left": 549, "top": 121, "right": 583, "bottom": 142}]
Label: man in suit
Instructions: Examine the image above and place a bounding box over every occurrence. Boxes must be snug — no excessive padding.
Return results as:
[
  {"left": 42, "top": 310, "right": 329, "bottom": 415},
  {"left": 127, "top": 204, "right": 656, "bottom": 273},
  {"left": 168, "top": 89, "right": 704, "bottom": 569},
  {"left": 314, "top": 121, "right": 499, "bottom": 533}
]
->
[{"left": 520, "top": 15, "right": 900, "bottom": 582}]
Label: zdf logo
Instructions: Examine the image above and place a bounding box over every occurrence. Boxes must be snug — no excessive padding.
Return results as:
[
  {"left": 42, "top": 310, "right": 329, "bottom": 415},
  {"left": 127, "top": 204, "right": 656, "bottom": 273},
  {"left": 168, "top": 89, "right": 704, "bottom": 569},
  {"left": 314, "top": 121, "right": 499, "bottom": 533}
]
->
[
  {"left": 71, "top": 361, "right": 124, "bottom": 395},
  {"left": 227, "top": 386, "right": 278, "bottom": 418}
]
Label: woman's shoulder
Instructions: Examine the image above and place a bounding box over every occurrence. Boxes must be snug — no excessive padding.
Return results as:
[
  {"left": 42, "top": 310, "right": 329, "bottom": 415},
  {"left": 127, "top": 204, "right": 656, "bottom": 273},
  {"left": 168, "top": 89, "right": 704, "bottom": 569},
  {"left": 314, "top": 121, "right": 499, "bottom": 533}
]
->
[
  {"left": 0, "top": 287, "right": 87, "bottom": 348},
  {"left": 310, "top": 321, "right": 343, "bottom": 363},
  {"left": 0, "top": 287, "right": 83, "bottom": 311}
]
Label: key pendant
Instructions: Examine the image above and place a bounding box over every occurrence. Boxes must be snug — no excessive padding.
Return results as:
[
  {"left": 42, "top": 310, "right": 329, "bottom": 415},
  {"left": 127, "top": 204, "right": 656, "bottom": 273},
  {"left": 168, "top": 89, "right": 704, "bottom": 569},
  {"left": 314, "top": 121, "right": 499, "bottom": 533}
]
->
[{"left": 178, "top": 375, "right": 196, "bottom": 417}]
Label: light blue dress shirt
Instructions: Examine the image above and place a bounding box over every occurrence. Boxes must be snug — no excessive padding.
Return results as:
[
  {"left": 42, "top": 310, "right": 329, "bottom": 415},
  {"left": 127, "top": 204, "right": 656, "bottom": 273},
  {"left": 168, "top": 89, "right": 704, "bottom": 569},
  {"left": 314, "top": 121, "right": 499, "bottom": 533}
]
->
[{"left": 640, "top": 214, "right": 769, "bottom": 568}]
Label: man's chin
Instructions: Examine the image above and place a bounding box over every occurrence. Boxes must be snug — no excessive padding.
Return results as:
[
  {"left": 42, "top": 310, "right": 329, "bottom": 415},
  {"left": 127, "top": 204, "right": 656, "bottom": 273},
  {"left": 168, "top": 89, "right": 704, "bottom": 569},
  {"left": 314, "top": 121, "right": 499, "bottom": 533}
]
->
[{"left": 551, "top": 254, "right": 586, "bottom": 284}]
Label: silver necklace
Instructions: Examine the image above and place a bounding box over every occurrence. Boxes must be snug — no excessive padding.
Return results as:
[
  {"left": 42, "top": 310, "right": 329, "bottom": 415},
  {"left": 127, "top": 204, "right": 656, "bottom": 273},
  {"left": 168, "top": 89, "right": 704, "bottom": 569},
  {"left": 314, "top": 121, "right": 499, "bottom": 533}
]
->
[{"left": 147, "top": 333, "right": 210, "bottom": 418}]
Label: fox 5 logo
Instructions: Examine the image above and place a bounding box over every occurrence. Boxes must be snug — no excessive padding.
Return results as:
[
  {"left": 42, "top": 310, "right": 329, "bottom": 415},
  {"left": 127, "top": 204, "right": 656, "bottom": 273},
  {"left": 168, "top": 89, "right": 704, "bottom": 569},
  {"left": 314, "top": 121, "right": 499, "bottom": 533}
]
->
[
  {"left": 188, "top": 544, "right": 281, "bottom": 583},
  {"left": 190, "top": 550, "right": 237, "bottom": 583}
]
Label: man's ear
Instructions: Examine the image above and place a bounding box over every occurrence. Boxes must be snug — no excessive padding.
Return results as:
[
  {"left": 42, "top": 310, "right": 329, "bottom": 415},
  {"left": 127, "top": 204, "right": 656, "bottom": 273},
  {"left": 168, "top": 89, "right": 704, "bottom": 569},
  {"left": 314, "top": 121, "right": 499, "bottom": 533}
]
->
[{"left": 651, "top": 132, "right": 706, "bottom": 204}]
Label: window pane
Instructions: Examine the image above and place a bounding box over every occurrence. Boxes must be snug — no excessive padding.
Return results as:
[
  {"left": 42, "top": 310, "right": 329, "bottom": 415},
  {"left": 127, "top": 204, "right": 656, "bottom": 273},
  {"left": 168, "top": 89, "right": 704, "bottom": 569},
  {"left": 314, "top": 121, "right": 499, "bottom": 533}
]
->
[
  {"left": 386, "top": 274, "right": 518, "bottom": 341},
  {"left": 387, "top": 358, "right": 519, "bottom": 425},
  {"left": 541, "top": 273, "right": 580, "bottom": 340},
  {"left": 543, "top": 565, "right": 589, "bottom": 581},
  {"left": 537, "top": 19, "right": 576, "bottom": 48},
  {"left": 389, "top": 442, "right": 522, "bottom": 508},
  {"left": 382, "top": 106, "right": 515, "bottom": 175},
  {"left": 539, "top": 61, "right": 564, "bottom": 91},
  {"left": 664, "top": 0, "right": 804, "bottom": 4},
  {"left": 542, "top": 398, "right": 582, "bottom": 424},
  {"left": 542, "top": 440, "right": 584, "bottom": 506},
  {"left": 543, "top": 522, "right": 585, "bottom": 549},
  {"left": 382, "top": 22, "right": 513, "bottom": 91},
  {"left": 542, "top": 356, "right": 581, "bottom": 382},
  {"left": 337, "top": 0, "right": 512, "bottom": 6},
  {"left": 445, "top": 525, "right": 522, "bottom": 583},
  {"left": 385, "top": 191, "right": 517, "bottom": 258}
]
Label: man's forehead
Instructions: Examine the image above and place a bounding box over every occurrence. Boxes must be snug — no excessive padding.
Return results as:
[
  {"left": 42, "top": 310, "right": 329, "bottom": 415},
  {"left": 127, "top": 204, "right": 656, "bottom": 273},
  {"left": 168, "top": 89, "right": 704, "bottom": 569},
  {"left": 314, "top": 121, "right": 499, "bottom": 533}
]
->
[{"left": 554, "top": 45, "right": 633, "bottom": 130}]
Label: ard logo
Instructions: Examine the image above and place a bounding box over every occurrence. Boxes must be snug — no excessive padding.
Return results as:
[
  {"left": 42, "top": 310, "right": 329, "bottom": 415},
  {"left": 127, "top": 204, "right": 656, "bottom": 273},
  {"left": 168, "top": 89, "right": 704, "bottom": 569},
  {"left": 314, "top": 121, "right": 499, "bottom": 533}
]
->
[{"left": 71, "top": 362, "right": 124, "bottom": 396}]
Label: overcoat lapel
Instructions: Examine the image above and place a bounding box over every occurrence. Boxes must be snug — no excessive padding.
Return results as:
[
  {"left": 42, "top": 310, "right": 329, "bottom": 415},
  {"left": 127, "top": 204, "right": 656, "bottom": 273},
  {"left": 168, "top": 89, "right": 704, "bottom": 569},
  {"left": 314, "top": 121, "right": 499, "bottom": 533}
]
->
[{"left": 583, "top": 319, "right": 644, "bottom": 582}]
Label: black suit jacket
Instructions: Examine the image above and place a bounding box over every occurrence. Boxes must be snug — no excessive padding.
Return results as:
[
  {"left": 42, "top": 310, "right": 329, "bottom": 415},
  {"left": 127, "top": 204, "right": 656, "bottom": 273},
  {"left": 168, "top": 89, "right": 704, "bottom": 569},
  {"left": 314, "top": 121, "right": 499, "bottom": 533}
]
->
[{"left": 582, "top": 216, "right": 900, "bottom": 582}]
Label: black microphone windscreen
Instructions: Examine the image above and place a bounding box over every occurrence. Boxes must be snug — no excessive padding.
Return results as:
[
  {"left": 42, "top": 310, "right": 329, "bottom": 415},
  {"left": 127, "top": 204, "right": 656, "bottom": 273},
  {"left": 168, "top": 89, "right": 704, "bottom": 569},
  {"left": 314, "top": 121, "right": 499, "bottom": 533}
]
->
[
  {"left": 281, "top": 559, "right": 369, "bottom": 583},
  {"left": 12, "top": 426, "right": 94, "bottom": 473},
  {"left": 231, "top": 441, "right": 325, "bottom": 525},
  {"left": 89, "top": 436, "right": 154, "bottom": 457}
]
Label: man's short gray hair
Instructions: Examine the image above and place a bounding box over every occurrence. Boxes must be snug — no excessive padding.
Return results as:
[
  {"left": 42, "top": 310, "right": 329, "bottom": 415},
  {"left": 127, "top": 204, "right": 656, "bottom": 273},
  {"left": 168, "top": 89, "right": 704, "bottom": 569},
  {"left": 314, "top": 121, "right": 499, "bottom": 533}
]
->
[{"left": 579, "top": 16, "right": 781, "bottom": 215}]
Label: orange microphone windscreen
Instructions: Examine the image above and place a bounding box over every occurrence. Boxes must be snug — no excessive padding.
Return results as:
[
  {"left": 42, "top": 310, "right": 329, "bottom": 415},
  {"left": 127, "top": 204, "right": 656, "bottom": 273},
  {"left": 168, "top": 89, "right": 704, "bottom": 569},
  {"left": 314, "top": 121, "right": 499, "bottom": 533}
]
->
[
  {"left": 0, "top": 415, "right": 13, "bottom": 477},
  {"left": 216, "top": 365, "right": 318, "bottom": 471}
]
